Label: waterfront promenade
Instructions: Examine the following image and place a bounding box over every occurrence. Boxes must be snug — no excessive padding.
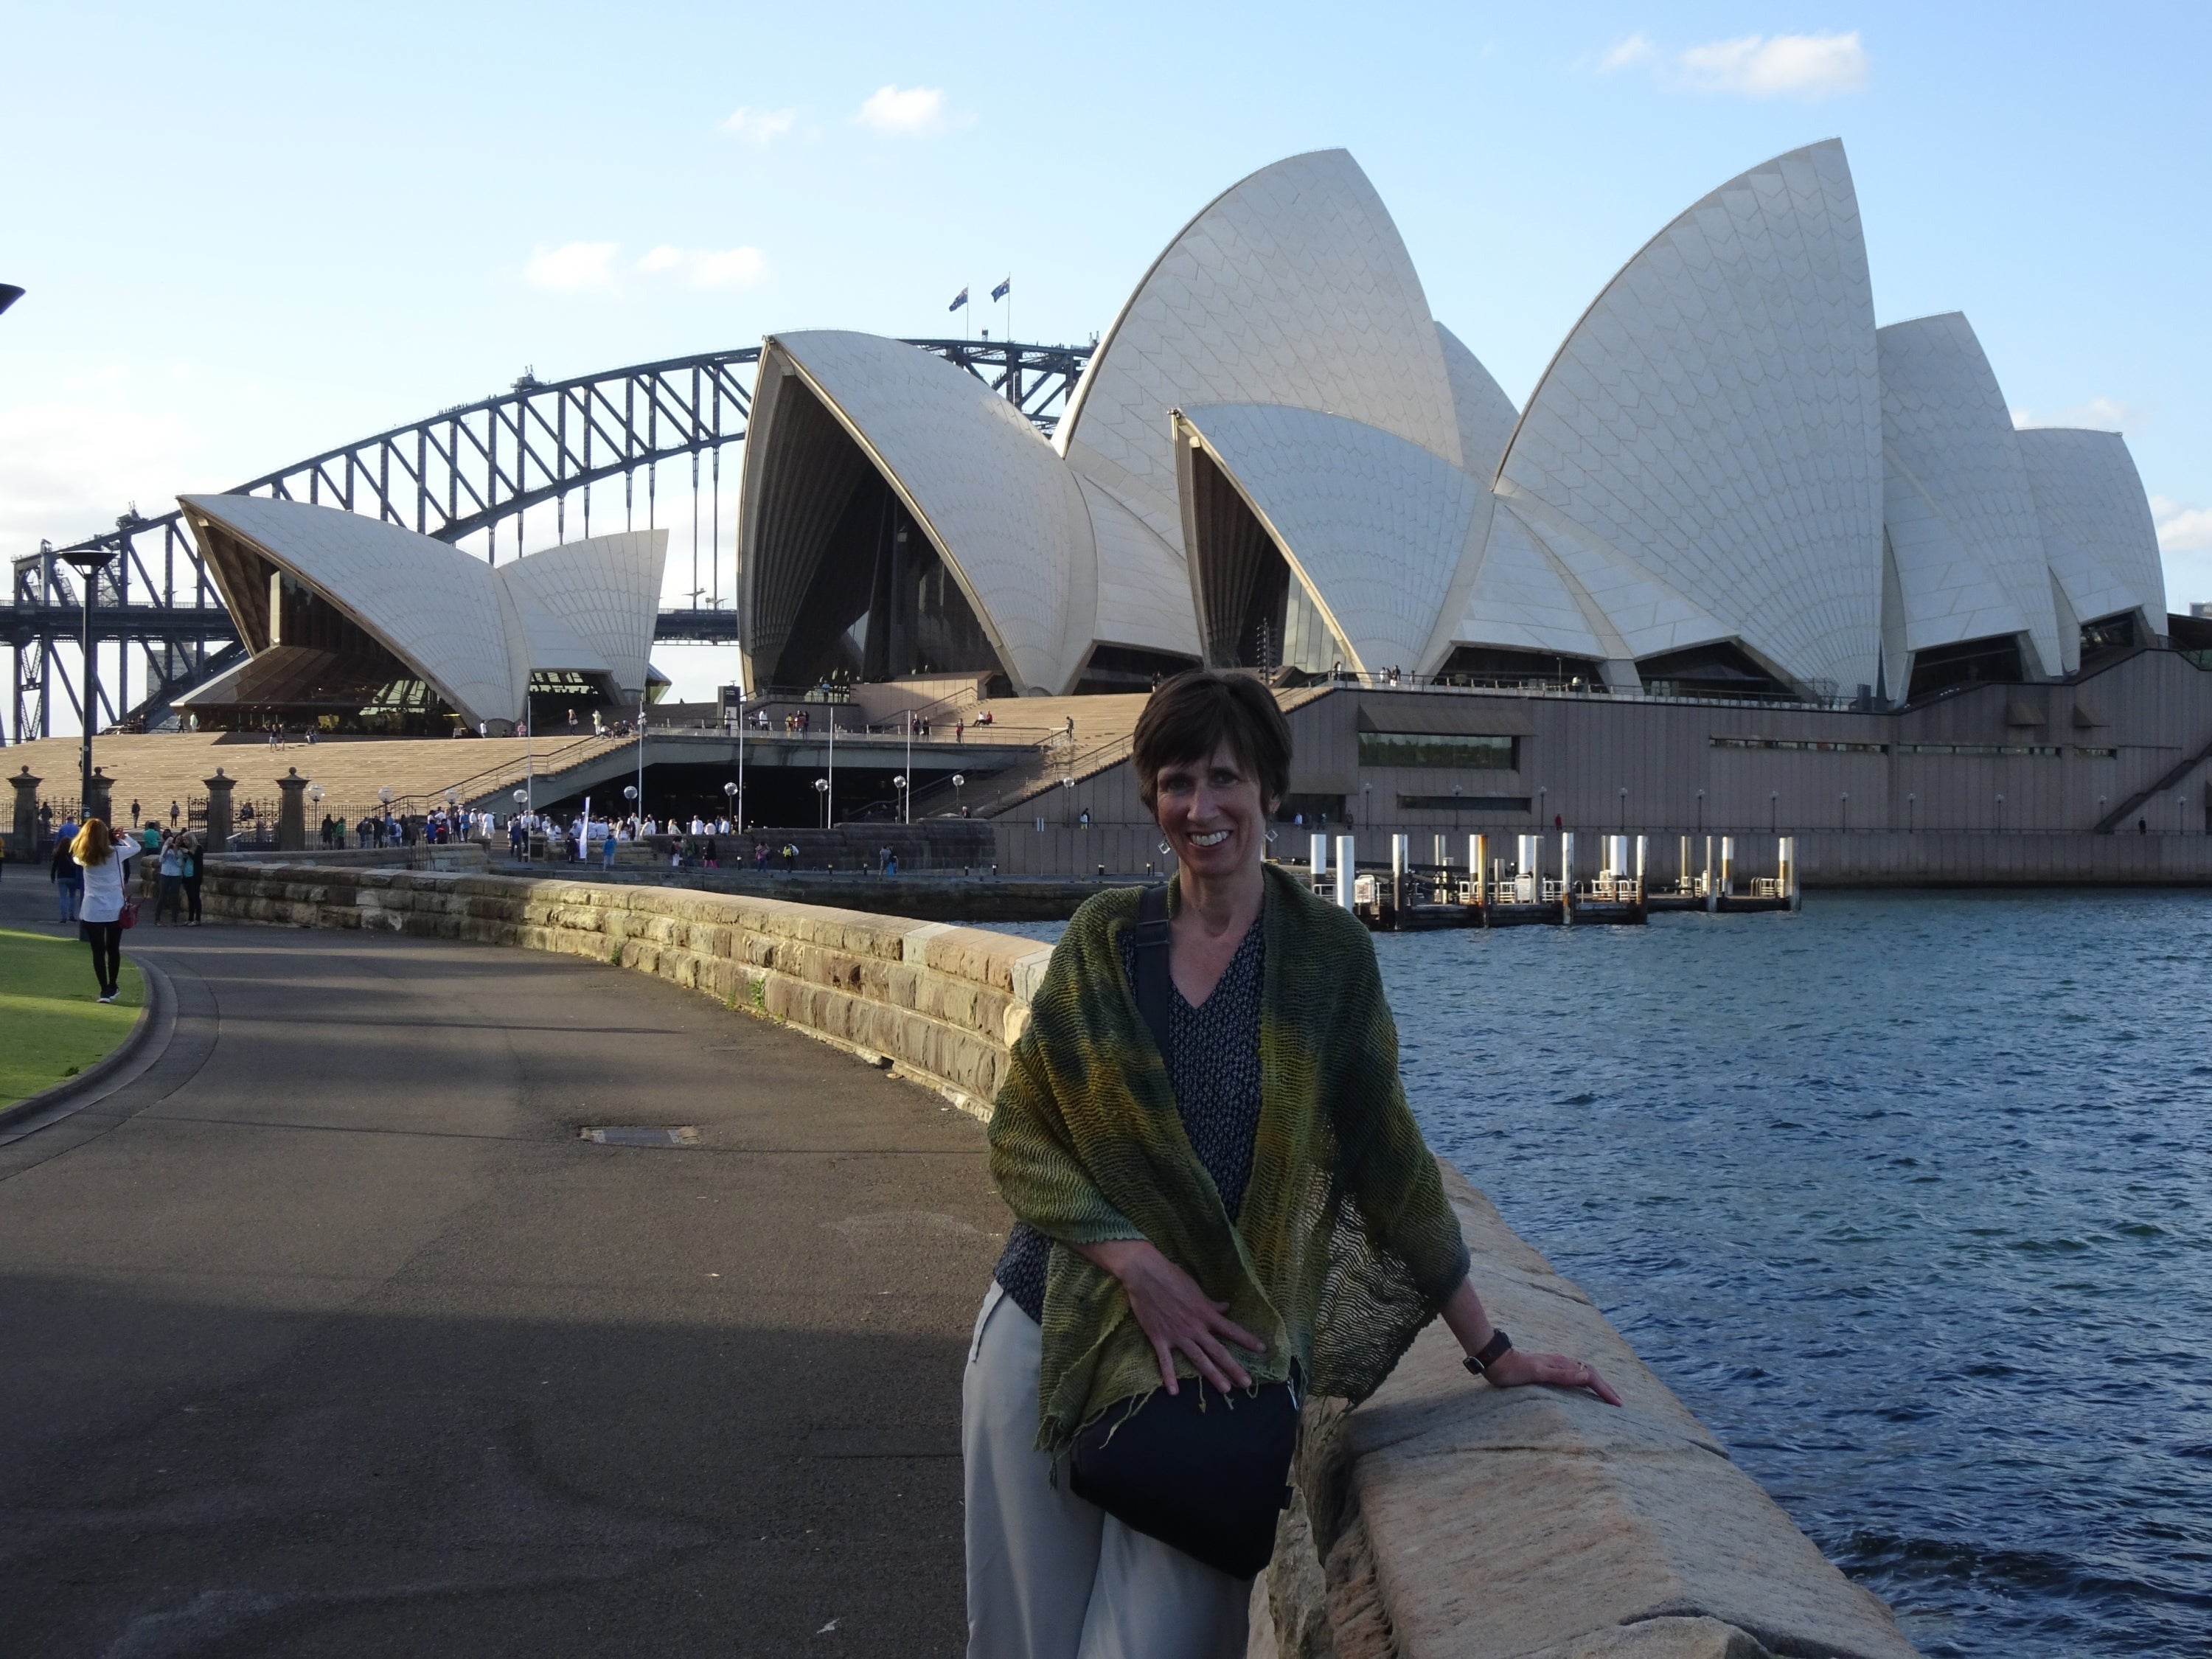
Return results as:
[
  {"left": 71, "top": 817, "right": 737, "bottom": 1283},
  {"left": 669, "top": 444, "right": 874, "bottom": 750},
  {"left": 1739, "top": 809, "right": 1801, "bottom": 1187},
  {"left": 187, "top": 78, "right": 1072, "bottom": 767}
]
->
[{"left": 0, "top": 879, "right": 1000, "bottom": 1655}]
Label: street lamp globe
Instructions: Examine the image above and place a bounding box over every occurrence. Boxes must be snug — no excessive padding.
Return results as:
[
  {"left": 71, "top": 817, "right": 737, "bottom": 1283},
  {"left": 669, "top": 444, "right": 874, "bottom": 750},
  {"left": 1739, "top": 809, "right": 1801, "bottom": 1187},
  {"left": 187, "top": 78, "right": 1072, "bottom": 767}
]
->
[
  {"left": 377, "top": 785, "right": 394, "bottom": 804},
  {"left": 622, "top": 785, "right": 638, "bottom": 802},
  {"left": 307, "top": 784, "right": 324, "bottom": 804},
  {"left": 513, "top": 788, "right": 528, "bottom": 806}
]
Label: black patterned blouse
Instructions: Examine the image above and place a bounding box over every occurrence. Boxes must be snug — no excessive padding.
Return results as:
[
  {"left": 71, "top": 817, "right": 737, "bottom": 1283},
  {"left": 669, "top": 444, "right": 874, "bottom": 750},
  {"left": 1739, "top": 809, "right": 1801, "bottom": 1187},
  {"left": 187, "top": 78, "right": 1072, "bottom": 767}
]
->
[{"left": 992, "top": 917, "right": 1266, "bottom": 1324}]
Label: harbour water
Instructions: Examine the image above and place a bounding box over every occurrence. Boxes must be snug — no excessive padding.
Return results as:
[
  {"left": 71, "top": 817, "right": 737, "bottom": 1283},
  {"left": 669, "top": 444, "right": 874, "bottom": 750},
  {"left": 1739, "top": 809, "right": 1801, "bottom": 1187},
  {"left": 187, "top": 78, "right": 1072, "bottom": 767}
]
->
[{"left": 986, "top": 891, "right": 2212, "bottom": 1656}]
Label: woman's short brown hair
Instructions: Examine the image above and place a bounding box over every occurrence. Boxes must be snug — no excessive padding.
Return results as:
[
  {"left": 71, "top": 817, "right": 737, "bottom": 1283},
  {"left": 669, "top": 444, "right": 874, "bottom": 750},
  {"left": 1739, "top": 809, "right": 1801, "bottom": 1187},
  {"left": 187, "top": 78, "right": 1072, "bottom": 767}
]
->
[{"left": 1133, "top": 670, "right": 1293, "bottom": 815}]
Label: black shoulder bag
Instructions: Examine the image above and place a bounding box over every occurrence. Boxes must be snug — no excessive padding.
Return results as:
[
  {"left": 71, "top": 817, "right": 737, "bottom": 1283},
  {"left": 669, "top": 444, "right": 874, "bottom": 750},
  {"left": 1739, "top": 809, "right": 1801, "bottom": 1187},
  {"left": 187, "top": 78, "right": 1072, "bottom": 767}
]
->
[{"left": 1065, "top": 883, "right": 1300, "bottom": 1580}]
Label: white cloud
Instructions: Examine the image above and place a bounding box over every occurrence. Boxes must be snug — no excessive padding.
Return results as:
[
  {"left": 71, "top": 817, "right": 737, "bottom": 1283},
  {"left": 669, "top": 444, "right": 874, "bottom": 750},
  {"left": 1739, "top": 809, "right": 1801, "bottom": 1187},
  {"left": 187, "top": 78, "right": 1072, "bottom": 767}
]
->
[
  {"left": 1599, "top": 32, "right": 1656, "bottom": 72},
  {"left": 524, "top": 241, "right": 619, "bottom": 291},
  {"left": 1676, "top": 31, "right": 1868, "bottom": 97},
  {"left": 1603, "top": 30, "right": 1869, "bottom": 98},
  {"left": 722, "top": 105, "right": 798, "bottom": 145},
  {"left": 2153, "top": 495, "right": 2212, "bottom": 555},
  {"left": 855, "top": 83, "right": 948, "bottom": 134},
  {"left": 2011, "top": 395, "right": 2145, "bottom": 434},
  {"left": 635, "top": 245, "right": 768, "bottom": 290}
]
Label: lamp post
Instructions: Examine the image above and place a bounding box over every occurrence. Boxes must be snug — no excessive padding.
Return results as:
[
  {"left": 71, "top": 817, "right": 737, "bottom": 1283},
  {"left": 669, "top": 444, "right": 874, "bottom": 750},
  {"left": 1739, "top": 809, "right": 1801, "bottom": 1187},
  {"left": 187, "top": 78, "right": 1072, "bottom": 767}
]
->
[
  {"left": 1839, "top": 790, "right": 1849, "bottom": 832},
  {"left": 307, "top": 783, "right": 324, "bottom": 846},
  {"left": 1694, "top": 787, "right": 1704, "bottom": 833},
  {"left": 723, "top": 779, "right": 739, "bottom": 832},
  {"left": 622, "top": 783, "right": 637, "bottom": 835},
  {"left": 56, "top": 542, "right": 114, "bottom": 815},
  {"left": 635, "top": 693, "right": 647, "bottom": 822},
  {"left": 952, "top": 773, "right": 966, "bottom": 816},
  {"left": 1538, "top": 785, "right": 1549, "bottom": 829},
  {"left": 893, "top": 775, "right": 908, "bottom": 824},
  {"left": 1062, "top": 774, "right": 1077, "bottom": 826},
  {"left": 904, "top": 709, "right": 914, "bottom": 823},
  {"left": 1994, "top": 793, "right": 2005, "bottom": 832},
  {"left": 1769, "top": 790, "right": 1779, "bottom": 832},
  {"left": 1618, "top": 785, "right": 1628, "bottom": 830},
  {"left": 2178, "top": 795, "right": 2188, "bottom": 835},
  {"left": 814, "top": 776, "right": 830, "bottom": 830},
  {"left": 377, "top": 784, "right": 393, "bottom": 844},
  {"left": 734, "top": 686, "right": 745, "bottom": 830},
  {"left": 514, "top": 787, "right": 529, "bottom": 858},
  {"left": 1907, "top": 791, "right": 1917, "bottom": 833}
]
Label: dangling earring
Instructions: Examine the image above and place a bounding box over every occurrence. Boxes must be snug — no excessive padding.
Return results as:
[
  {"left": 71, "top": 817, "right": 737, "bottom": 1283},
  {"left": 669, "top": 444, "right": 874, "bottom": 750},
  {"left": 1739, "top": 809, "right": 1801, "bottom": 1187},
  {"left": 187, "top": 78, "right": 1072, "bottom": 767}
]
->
[
  {"left": 1264, "top": 827, "right": 1279, "bottom": 844},
  {"left": 1159, "top": 841, "right": 1172, "bottom": 855}
]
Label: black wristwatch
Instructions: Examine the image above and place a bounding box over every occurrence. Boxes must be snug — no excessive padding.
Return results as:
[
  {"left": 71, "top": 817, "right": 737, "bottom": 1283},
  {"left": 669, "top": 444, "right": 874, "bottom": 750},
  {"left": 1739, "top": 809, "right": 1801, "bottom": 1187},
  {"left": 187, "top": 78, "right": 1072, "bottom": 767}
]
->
[{"left": 1462, "top": 1328, "right": 1512, "bottom": 1377}]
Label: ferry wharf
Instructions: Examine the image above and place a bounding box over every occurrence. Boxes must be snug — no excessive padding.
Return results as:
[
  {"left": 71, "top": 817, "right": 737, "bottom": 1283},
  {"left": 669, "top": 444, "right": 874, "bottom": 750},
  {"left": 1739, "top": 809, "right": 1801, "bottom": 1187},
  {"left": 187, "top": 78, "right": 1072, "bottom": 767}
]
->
[{"left": 1315, "top": 830, "right": 1802, "bottom": 931}]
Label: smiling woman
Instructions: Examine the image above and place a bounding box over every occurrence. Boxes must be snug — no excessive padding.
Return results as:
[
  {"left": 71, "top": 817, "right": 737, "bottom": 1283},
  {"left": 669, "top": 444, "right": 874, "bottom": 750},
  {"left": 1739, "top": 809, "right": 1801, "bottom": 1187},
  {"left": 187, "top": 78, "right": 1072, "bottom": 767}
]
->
[
  {"left": 965, "top": 668, "right": 1621, "bottom": 1659},
  {"left": 0, "top": 925, "right": 144, "bottom": 1109}
]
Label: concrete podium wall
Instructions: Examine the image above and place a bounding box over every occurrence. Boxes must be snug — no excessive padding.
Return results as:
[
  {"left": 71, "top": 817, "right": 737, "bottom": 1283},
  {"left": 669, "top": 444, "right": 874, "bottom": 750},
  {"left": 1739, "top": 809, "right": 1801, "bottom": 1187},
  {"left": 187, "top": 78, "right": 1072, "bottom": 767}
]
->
[{"left": 182, "top": 859, "right": 1921, "bottom": 1659}]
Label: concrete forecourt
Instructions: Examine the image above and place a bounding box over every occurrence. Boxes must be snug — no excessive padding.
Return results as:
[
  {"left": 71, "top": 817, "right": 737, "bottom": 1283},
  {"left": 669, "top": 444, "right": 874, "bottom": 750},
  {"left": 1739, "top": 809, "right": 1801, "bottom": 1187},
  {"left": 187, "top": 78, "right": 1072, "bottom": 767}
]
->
[{"left": 0, "top": 858, "right": 1922, "bottom": 1657}]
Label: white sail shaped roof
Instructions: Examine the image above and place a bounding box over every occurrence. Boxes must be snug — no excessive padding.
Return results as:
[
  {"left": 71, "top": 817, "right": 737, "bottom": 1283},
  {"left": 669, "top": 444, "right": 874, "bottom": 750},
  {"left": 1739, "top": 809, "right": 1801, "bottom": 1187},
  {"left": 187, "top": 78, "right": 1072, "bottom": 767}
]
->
[
  {"left": 179, "top": 494, "right": 529, "bottom": 725},
  {"left": 1495, "top": 139, "right": 1884, "bottom": 695},
  {"left": 751, "top": 330, "right": 1097, "bottom": 695},
  {"left": 504, "top": 529, "right": 667, "bottom": 700},
  {"left": 1877, "top": 313, "right": 2063, "bottom": 677},
  {"left": 1073, "top": 476, "right": 1202, "bottom": 662},
  {"left": 1177, "top": 403, "right": 1478, "bottom": 675},
  {"left": 1057, "top": 150, "right": 1465, "bottom": 561},
  {"left": 178, "top": 497, "right": 671, "bottom": 727},
  {"left": 2017, "top": 426, "right": 2167, "bottom": 631},
  {"left": 1430, "top": 501, "right": 1615, "bottom": 667},
  {"left": 1436, "top": 323, "right": 1520, "bottom": 483}
]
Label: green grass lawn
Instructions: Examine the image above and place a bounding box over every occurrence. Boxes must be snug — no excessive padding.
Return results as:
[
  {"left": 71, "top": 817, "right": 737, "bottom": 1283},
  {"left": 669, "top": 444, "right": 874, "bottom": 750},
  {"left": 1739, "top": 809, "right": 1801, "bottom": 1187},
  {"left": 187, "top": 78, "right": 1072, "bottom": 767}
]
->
[{"left": 0, "top": 925, "right": 145, "bottom": 1107}]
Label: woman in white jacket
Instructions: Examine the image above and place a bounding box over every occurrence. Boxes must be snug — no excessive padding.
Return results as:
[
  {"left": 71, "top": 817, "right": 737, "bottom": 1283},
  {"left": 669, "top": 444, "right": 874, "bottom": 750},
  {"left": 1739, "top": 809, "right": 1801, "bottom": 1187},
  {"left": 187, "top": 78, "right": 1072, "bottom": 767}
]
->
[{"left": 72, "top": 818, "right": 142, "bottom": 1003}]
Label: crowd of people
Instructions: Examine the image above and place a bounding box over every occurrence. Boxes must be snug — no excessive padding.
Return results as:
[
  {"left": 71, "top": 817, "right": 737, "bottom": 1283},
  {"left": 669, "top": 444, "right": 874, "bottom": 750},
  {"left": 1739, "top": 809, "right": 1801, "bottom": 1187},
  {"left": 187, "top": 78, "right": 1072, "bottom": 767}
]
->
[{"left": 313, "top": 805, "right": 492, "bottom": 849}]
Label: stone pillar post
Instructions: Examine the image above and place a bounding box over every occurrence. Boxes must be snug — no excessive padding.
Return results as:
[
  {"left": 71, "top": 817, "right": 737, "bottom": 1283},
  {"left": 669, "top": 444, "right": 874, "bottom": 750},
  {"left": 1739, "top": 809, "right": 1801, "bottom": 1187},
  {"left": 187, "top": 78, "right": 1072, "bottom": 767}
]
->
[
  {"left": 203, "top": 769, "right": 235, "bottom": 852},
  {"left": 276, "top": 768, "right": 309, "bottom": 852},
  {"left": 10, "top": 766, "right": 40, "bottom": 857},
  {"left": 85, "top": 766, "right": 114, "bottom": 828}
]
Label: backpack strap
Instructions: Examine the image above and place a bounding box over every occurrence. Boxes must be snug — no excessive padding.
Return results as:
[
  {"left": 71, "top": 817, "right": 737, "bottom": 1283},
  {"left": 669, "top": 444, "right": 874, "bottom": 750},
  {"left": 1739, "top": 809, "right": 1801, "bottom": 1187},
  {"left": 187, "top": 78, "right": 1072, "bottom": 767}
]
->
[{"left": 1131, "top": 883, "right": 1172, "bottom": 1060}]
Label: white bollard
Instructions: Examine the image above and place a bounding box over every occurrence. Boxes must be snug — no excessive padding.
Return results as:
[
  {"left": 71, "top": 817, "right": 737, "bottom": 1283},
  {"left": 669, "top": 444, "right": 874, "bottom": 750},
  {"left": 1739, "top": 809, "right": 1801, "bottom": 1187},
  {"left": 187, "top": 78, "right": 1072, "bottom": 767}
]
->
[
  {"left": 1334, "top": 834, "right": 1355, "bottom": 909},
  {"left": 1704, "top": 835, "right": 1717, "bottom": 912},
  {"left": 1310, "top": 833, "right": 1329, "bottom": 881},
  {"left": 1720, "top": 835, "right": 1735, "bottom": 897},
  {"left": 1559, "top": 830, "right": 1575, "bottom": 924},
  {"left": 1635, "top": 834, "right": 1647, "bottom": 901},
  {"left": 1471, "top": 834, "right": 1487, "bottom": 904}
]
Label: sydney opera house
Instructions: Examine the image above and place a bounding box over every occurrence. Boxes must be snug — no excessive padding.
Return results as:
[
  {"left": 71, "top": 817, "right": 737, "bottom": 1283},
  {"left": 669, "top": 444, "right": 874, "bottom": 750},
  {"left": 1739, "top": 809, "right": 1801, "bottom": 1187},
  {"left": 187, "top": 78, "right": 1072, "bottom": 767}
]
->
[
  {"left": 734, "top": 140, "right": 2166, "bottom": 711},
  {"left": 164, "top": 138, "right": 2210, "bottom": 859},
  {"left": 173, "top": 495, "right": 667, "bottom": 734}
]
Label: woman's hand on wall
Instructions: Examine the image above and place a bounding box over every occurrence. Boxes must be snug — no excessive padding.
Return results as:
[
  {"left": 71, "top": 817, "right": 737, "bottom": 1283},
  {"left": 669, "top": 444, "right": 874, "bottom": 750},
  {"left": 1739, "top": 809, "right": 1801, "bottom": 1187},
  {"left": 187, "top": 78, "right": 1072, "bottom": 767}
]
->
[
  {"left": 1482, "top": 1346, "right": 1624, "bottom": 1405},
  {"left": 1077, "top": 1237, "right": 1265, "bottom": 1395}
]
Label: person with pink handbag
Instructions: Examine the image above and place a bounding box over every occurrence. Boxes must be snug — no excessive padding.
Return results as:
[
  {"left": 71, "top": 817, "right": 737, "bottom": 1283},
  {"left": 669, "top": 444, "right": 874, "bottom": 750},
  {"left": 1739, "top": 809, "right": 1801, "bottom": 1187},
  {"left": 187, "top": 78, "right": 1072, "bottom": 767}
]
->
[{"left": 70, "top": 818, "right": 142, "bottom": 1004}]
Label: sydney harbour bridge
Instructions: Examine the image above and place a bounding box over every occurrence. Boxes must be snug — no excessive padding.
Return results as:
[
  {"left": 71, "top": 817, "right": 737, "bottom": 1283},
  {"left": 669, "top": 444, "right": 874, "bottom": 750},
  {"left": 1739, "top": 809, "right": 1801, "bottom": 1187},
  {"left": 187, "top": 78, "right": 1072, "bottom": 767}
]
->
[{"left": 5, "top": 338, "right": 1091, "bottom": 744}]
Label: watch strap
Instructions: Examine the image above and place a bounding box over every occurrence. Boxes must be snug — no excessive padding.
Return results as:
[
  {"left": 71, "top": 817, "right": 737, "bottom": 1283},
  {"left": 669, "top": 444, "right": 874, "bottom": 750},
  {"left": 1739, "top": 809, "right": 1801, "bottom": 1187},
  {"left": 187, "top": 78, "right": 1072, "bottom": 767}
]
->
[{"left": 1462, "top": 1327, "right": 1512, "bottom": 1377}]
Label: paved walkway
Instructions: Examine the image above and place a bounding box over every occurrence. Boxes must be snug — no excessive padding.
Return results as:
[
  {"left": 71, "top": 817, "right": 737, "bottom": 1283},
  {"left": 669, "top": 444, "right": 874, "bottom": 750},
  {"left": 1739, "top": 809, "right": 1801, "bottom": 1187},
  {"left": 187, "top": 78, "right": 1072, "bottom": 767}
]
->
[{"left": 0, "top": 876, "right": 1003, "bottom": 1656}]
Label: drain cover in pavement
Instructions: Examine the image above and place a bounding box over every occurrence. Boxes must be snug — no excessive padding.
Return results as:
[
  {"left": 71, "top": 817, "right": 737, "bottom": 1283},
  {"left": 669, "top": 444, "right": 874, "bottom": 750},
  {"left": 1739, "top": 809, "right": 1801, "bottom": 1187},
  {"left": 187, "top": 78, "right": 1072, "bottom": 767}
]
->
[{"left": 580, "top": 1126, "right": 700, "bottom": 1147}]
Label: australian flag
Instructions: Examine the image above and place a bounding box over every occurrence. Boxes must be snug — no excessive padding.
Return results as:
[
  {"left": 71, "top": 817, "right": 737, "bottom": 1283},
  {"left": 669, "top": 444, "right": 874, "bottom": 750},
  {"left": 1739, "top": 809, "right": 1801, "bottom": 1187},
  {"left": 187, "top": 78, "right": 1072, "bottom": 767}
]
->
[
  {"left": 948, "top": 286, "right": 968, "bottom": 313},
  {"left": 991, "top": 276, "right": 1011, "bottom": 302}
]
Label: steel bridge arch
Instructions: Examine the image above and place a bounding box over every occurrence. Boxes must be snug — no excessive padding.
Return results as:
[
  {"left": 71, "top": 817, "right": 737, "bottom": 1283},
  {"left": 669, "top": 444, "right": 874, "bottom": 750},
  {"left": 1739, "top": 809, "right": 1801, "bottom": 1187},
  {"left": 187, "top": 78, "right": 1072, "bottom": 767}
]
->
[{"left": 7, "top": 338, "right": 1091, "bottom": 741}]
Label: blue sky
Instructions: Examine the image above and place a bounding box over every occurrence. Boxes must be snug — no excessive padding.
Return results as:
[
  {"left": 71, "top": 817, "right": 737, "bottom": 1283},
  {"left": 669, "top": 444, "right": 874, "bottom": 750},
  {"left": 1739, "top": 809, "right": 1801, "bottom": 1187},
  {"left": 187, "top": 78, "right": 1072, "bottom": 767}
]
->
[{"left": 6, "top": 0, "right": 2209, "bottom": 700}]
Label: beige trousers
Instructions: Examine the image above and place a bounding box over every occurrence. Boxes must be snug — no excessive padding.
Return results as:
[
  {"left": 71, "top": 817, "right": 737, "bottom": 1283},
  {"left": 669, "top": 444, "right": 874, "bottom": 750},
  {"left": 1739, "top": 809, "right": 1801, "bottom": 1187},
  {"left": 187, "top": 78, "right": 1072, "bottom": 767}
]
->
[{"left": 963, "top": 1282, "right": 1251, "bottom": 1659}]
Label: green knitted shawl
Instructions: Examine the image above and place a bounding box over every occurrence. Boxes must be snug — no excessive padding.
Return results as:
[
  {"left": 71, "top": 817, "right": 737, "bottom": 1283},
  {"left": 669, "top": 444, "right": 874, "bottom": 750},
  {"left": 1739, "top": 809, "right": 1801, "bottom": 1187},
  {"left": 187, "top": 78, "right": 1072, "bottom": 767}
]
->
[{"left": 988, "top": 863, "right": 1471, "bottom": 1453}]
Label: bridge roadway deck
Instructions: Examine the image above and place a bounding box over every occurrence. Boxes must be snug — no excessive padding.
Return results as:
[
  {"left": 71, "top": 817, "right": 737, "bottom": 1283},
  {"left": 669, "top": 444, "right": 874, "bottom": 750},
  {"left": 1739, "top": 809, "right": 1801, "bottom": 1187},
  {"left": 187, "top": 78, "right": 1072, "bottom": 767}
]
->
[{"left": 0, "top": 877, "right": 1004, "bottom": 1656}]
